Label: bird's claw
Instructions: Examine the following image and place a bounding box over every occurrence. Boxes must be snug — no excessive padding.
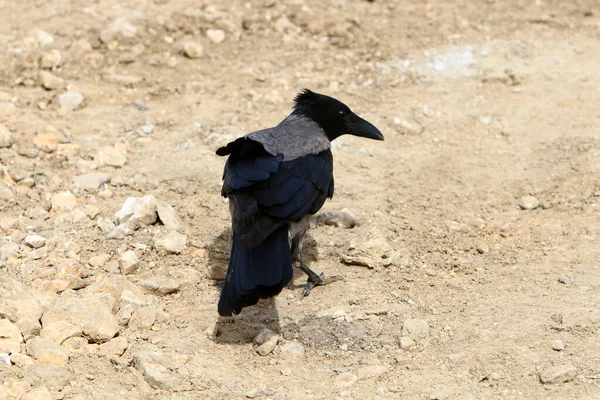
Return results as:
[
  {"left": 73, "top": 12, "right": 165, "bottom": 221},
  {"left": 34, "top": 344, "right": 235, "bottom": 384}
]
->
[{"left": 301, "top": 273, "right": 344, "bottom": 298}]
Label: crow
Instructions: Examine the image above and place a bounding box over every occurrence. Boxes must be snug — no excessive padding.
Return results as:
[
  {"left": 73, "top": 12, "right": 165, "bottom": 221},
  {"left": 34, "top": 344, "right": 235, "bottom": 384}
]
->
[{"left": 216, "top": 89, "right": 383, "bottom": 316}]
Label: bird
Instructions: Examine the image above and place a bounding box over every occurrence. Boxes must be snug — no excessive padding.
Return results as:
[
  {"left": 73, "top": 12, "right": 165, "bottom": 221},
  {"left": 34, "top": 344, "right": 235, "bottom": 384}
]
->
[{"left": 216, "top": 89, "right": 383, "bottom": 316}]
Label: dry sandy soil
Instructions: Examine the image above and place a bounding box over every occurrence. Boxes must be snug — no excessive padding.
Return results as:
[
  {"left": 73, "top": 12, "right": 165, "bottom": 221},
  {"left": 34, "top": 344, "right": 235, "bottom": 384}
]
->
[{"left": 1, "top": 0, "right": 600, "bottom": 399}]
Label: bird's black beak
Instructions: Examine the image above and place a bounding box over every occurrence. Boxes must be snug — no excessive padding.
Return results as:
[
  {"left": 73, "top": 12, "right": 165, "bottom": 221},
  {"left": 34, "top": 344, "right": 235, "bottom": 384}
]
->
[{"left": 347, "top": 114, "right": 384, "bottom": 141}]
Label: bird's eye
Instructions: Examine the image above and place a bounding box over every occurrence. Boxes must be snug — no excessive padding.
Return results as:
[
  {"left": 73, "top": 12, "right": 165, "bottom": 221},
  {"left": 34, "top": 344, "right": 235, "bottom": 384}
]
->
[{"left": 338, "top": 110, "right": 347, "bottom": 115}]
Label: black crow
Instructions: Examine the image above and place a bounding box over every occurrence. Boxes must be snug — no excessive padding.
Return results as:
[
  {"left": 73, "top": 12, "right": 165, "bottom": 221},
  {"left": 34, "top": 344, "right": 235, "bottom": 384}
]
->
[{"left": 216, "top": 89, "right": 383, "bottom": 316}]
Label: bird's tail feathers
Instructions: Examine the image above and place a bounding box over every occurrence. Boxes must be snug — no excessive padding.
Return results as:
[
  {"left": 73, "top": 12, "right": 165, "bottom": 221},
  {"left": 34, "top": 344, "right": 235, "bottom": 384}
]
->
[{"left": 218, "top": 224, "right": 292, "bottom": 316}]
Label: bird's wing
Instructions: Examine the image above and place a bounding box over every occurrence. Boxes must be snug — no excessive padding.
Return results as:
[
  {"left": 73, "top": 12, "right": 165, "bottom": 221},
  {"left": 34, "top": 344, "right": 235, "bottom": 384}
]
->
[{"left": 217, "top": 137, "right": 334, "bottom": 248}]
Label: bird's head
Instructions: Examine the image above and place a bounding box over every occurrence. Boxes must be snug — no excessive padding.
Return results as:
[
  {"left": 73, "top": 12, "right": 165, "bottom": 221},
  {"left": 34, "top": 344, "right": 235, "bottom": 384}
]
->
[{"left": 291, "top": 89, "right": 384, "bottom": 142}]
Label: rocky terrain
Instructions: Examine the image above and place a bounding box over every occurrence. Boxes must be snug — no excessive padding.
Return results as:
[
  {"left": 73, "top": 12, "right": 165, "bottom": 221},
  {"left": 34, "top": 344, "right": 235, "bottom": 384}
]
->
[{"left": 0, "top": 0, "right": 599, "bottom": 399}]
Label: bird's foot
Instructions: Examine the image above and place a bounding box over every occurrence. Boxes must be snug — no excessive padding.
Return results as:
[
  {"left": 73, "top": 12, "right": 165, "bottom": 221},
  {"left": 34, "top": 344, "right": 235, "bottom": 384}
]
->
[{"left": 299, "top": 263, "right": 344, "bottom": 297}]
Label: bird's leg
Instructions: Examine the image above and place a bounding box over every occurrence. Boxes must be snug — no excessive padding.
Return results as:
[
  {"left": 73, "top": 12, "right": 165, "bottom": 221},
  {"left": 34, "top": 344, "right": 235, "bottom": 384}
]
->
[{"left": 291, "top": 231, "right": 343, "bottom": 297}]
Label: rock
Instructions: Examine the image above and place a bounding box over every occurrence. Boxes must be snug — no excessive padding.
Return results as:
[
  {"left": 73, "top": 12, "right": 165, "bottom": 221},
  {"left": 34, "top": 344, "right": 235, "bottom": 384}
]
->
[
  {"left": 334, "top": 372, "right": 357, "bottom": 387},
  {"left": 16, "top": 315, "right": 42, "bottom": 341},
  {"left": 281, "top": 341, "right": 305, "bottom": 355},
  {"left": 99, "top": 17, "right": 138, "bottom": 44},
  {"left": 206, "top": 29, "right": 225, "bottom": 43},
  {"left": 140, "top": 125, "right": 154, "bottom": 134},
  {"left": 133, "top": 351, "right": 191, "bottom": 390},
  {"left": 0, "top": 319, "right": 23, "bottom": 353},
  {"left": 317, "top": 209, "right": 356, "bottom": 228},
  {"left": 33, "top": 29, "right": 54, "bottom": 46},
  {"left": 156, "top": 203, "right": 183, "bottom": 232},
  {"left": 96, "top": 217, "right": 115, "bottom": 233},
  {"left": 557, "top": 275, "right": 573, "bottom": 284},
  {"left": 95, "top": 146, "right": 127, "bottom": 168},
  {"left": 402, "top": 319, "right": 429, "bottom": 340},
  {"left": 119, "top": 250, "right": 140, "bottom": 275},
  {"left": 115, "top": 195, "right": 157, "bottom": 228},
  {"left": 41, "top": 49, "right": 62, "bottom": 69},
  {"left": 22, "top": 386, "right": 52, "bottom": 400},
  {"left": 476, "top": 244, "right": 489, "bottom": 254},
  {"left": 154, "top": 230, "right": 187, "bottom": 254},
  {"left": 0, "top": 124, "right": 13, "bottom": 148},
  {"left": 24, "top": 234, "right": 46, "bottom": 249},
  {"left": 42, "top": 296, "right": 119, "bottom": 343},
  {"left": 518, "top": 195, "right": 540, "bottom": 210},
  {"left": 26, "top": 337, "right": 70, "bottom": 367},
  {"left": 540, "top": 363, "right": 578, "bottom": 384},
  {"left": 72, "top": 173, "right": 112, "bottom": 190},
  {"left": 28, "top": 365, "right": 72, "bottom": 392},
  {"left": 444, "top": 220, "right": 472, "bottom": 234},
  {"left": 128, "top": 306, "right": 156, "bottom": 330},
  {"left": 342, "top": 232, "right": 393, "bottom": 269},
  {"left": 58, "top": 92, "right": 84, "bottom": 111},
  {"left": 11, "top": 352, "right": 35, "bottom": 367},
  {"left": 98, "top": 336, "right": 128, "bottom": 357},
  {"left": 393, "top": 117, "right": 423, "bottom": 135},
  {"left": 120, "top": 288, "right": 147, "bottom": 309},
  {"left": 117, "top": 303, "right": 136, "bottom": 326},
  {"left": 51, "top": 191, "right": 77, "bottom": 211},
  {"left": 551, "top": 339, "right": 565, "bottom": 351},
  {"left": 88, "top": 254, "right": 108, "bottom": 268},
  {"left": 0, "top": 277, "right": 44, "bottom": 323},
  {"left": 181, "top": 41, "right": 204, "bottom": 59},
  {"left": 138, "top": 277, "right": 180, "bottom": 296},
  {"left": 0, "top": 353, "right": 9, "bottom": 366},
  {"left": 399, "top": 336, "right": 415, "bottom": 349},
  {"left": 254, "top": 328, "right": 279, "bottom": 356},
  {"left": 206, "top": 264, "right": 227, "bottom": 281},
  {"left": 40, "top": 320, "right": 82, "bottom": 344},
  {"left": 357, "top": 364, "right": 388, "bottom": 380},
  {"left": 33, "top": 133, "right": 59, "bottom": 153},
  {"left": 39, "top": 71, "right": 63, "bottom": 90}
]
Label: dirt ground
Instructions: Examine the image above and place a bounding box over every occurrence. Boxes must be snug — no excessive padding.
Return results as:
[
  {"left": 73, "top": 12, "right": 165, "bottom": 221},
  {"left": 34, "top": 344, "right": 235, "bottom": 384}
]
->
[{"left": 1, "top": 0, "right": 600, "bottom": 399}]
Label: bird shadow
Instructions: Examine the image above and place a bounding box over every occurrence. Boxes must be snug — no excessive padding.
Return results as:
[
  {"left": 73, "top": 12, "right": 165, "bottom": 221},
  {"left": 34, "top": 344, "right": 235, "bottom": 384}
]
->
[{"left": 205, "top": 227, "right": 320, "bottom": 344}]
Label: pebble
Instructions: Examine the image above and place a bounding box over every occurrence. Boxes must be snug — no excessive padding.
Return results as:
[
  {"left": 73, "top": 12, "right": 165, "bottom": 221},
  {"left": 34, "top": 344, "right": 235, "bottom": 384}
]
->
[
  {"left": 42, "top": 296, "right": 119, "bottom": 343},
  {"left": 128, "top": 306, "right": 157, "bottom": 330},
  {"left": 539, "top": 362, "right": 578, "bottom": 384},
  {"left": 102, "top": 74, "right": 142, "bottom": 86},
  {"left": 206, "top": 29, "right": 226, "bottom": 43},
  {"left": 281, "top": 341, "right": 305, "bottom": 355},
  {"left": 557, "top": 275, "right": 573, "bottom": 284},
  {"left": 33, "top": 29, "right": 54, "bottom": 46},
  {"left": 317, "top": 209, "right": 356, "bottom": 228},
  {"left": 140, "top": 124, "right": 154, "bottom": 134},
  {"left": 51, "top": 191, "right": 77, "bottom": 211},
  {"left": 115, "top": 195, "right": 157, "bottom": 228},
  {"left": 26, "top": 337, "right": 70, "bottom": 367},
  {"left": 99, "top": 17, "right": 138, "bottom": 43},
  {"left": 181, "top": 41, "right": 204, "bottom": 59},
  {"left": 334, "top": 372, "right": 357, "bottom": 387},
  {"left": 11, "top": 352, "right": 35, "bottom": 367},
  {"left": 41, "top": 49, "right": 62, "bottom": 69},
  {"left": 154, "top": 230, "right": 187, "bottom": 254},
  {"left": 24, "top": 234, "right": 46, "bottom": 248},
  {"left": 39, "top": 71, "right": 63, "bottom": 90},
  {"left": 21, "top": 386, "right": 52, "bottom": 400},
  {"left": 133, "top": 351, "right": 191, "bottom": 390},
  {"left": 72, "top": 172, "right": 112, "bottom": 190},
  {"left": 402, "top": 318, "right": 430, "bottom": 340},
  {"left": 95, "top": 146, "right": 127, "bottom": 167},
  {"left": 58, "top": 91, "right": 84, "bottom": 112},
  {"left": 88, "top": 254, "right": 108, "bottom": 268},
  {"left": 138, "top": 277, "right": 181, "bottom": 296},
  {"left": 0, "top": 319, "right": 23, "bottom": 353},
  {"left": 518, "top": 195, "right": 540, "bottom": 210},
  {"left": 33, "top": 133, "right": 59, "bottom": 153},
  {"left": 40, "top": 320, "right": 82, "bottom": 345},
  {"left": 0, "top": 277, "right": 44, "bottom": 323},
  {"left": 399, "top": 336, "right": 415, "bottom": 349},
  {"left": 551, "top": 339, "right": 565, "bottom": 351},
  {"left": 156, "top": 203, "right": 183, "bottom": 232},
  {"left": 254, "top": 328, "right": 279, "bottom": 356},
  {"left": 0, "top": 123, "right": 14, "bottom": 148},
  {"left": 98, "top": 336, "right": 128, "bottom": 357},
  {"left": 393, "top": 117, "right": 423, "bottom": 135},
  {"left": 119, "top": 250, "right": 140, "bottom": 275}
]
